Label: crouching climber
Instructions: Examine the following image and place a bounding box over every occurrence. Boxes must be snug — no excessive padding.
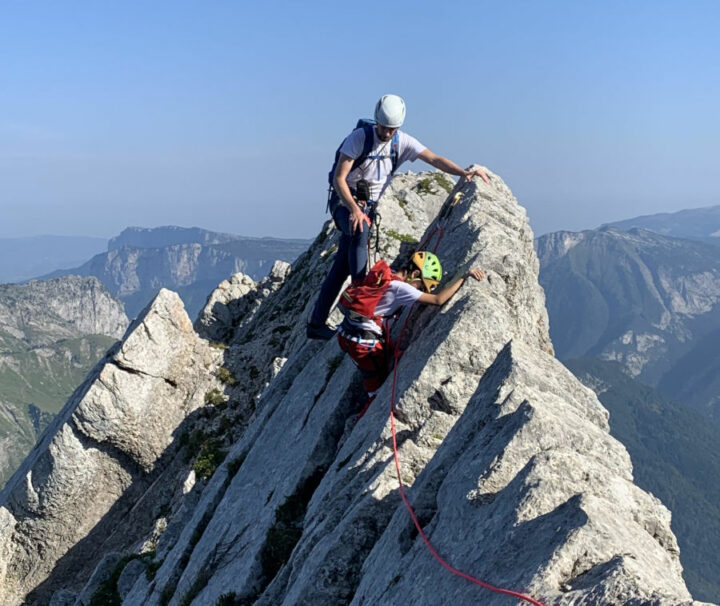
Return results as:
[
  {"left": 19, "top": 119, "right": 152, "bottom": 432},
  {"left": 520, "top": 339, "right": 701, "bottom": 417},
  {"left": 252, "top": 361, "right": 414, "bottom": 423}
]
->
[{"left": 337, "top": 251, "right": 485, "bottom": 400}]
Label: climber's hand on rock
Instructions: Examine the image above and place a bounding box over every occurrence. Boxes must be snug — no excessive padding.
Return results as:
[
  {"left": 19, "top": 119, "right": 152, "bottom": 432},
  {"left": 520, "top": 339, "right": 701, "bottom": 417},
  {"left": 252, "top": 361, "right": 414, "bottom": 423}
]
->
[
  {"left": 465, "top": 168, "right": 490, "bottom": 184},
  {"left": 467, "top": 268, "right": 485, "bottom": 281}
]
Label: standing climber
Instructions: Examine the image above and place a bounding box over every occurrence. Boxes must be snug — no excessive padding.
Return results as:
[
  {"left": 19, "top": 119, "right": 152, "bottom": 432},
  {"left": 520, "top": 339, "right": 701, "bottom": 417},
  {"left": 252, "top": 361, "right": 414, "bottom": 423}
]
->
[
  {"left": 306, "top": 94, "right": 490, "bottom": 340},
  {"left": 336, "top": 251, "right": 485, "bottom": 398}
]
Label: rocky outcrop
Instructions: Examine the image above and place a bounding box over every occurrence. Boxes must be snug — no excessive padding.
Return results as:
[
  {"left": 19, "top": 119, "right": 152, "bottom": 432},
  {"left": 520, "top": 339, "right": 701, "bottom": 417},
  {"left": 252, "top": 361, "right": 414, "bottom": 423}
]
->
[
  {"left": 126, "top": 171, "right": 699, "bottom": 605},
  {"left": 0, "top": 290, "right": 222, "bottom": 605},
  {"left": 0, "top": 171, "right": 710, "bottom": 605},
  {"left": 564, "top": 357, "right": 720, "bottom": 602},
  {"left": 350, "top": 340, "right": 691, "bottom": 605},
  {"left": 0, "top": 276, "right": 129, "bottom": 487},
  {"left": 0, "top": 275, "right": 128, "bottom": 344},
  {"left": 194, "top": 261, "right": 292, "bottom": 343}
]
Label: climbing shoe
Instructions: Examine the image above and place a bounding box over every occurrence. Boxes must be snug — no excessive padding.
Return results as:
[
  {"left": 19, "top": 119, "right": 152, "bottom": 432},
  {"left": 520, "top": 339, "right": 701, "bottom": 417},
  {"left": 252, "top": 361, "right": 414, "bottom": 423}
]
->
[{"left": 306, "top": 322, "right": 336, "bottom": 340}]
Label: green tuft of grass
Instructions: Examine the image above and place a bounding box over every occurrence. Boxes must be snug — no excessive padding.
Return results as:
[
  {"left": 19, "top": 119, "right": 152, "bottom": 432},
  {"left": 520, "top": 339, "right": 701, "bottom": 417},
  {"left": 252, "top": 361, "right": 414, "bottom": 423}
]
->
[
  {"left": 180, "top": 571, "right": 212, "bottom": 606},
  {"left": 323, "top": 244, "right": 338, "bottom": 261},
  {"left": 433, "top": 173, "right": 454, "bottom": 193},
  {"left": 215, "top": 593, "right": 235, "bottom": 605},
  {"left": 204, "top": 388, "right": 227, "bottom": 406},
  {"left": 216, "top": 367, "right": 237, "bottom": 386},
  {"left": 160, "top": 583, "right": 176, "bottom": 606},
  {"left": 416, "top": 177, "right": 435, "bottom": 195},
  {"left": 184, "top": 429, "right": 206, "bottom": 461},
  {"left": 193, "top": 439, "right": 227, "bottom": 481},
  {"left": 218, "top": 415, "right": 233, "bottom": 434},
  {"left": 386, "top": 230, "right": 417, "bottom": 243},
  {"left": 145, "top": 557, "right": 163, "bottom": 581}
]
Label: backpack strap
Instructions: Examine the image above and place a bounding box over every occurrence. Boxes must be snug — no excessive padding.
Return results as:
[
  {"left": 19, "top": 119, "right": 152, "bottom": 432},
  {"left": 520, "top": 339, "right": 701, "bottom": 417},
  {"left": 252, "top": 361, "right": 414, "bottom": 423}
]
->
[
  {"left": 328, "top": 123, "right": 376, "bottom": 187},
  {"left": 357, "top": 123, "right": 376, "bottom": 173},
  {"left": 390, "top": 131, "right": 400, "bottom": 175}
]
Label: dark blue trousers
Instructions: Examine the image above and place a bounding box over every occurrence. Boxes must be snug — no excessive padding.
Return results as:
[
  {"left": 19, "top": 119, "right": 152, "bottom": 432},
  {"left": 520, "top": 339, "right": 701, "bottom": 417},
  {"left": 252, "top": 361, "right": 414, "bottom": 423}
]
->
[{"left": 310, "top": 193, "right": 373, "bottom": 326}]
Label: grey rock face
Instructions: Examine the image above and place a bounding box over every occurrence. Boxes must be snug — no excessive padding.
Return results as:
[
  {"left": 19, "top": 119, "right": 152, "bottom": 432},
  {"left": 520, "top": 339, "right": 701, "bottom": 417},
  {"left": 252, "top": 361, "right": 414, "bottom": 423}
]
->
[
  {"left": 49, "top": 589, "right": 77, "bottom": 606},
  {"left": 351, "top": 341, "right": 690, "bottom": 605},
  {"left": 194, "top": 260, "right": 292, "bottom": 343},
  {"left": 120, "top": 171, "right": 702, "bottom": 606},
  {"left": 1, "top": 171, "right": 708, "bottom": 606},
  {"left": 0, "top": 289, "right": 221, "bottom": 606},
  {"left": 72, "top": 552, "right": 123, "bottom": 606},
  {"left": 0, "top": 275, "right": 128, "bottom": 343},
  {"left": 194, "top": 272, "right": 257, "bottom": 342},
  {"left": 0, "top": 276, "right": 129, "bottom": 487},
  {"left": 116, "top": 557, "right": 147, "bottom": 601}
]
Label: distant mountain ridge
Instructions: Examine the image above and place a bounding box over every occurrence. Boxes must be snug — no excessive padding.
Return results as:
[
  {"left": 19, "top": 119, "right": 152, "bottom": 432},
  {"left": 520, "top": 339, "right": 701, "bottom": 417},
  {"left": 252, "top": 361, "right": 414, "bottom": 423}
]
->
[
  {"left": 0, "top": 276, "right": 128, "bottom": 344},
  {"left": 108, "top": 226, "right": 266, "bottom": 250},
  {"left": 537, "top": 226, "right": 720, "bottom": 423},
  {"left": 603, "top": 204, "right": 720, "bottom": 245},
  {"left": 42, "top": 226, "right": 311, "bottom": 319}
]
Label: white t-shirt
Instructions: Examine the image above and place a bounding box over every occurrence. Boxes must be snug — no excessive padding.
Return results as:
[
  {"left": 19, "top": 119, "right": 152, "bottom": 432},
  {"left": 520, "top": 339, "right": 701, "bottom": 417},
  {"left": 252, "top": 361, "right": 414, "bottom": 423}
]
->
[
  {"left": 339, "top": 127, "right": 426, "bottom": 202},
  {"left": 349, "top": 280, "right": 424, "bottom": 335}
]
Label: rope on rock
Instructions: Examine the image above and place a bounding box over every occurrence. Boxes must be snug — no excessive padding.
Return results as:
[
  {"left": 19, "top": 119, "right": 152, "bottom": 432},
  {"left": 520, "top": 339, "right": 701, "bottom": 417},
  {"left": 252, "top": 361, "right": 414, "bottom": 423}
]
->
[{"left": 384, "top": 196, "right": 547, "bottom": 606}]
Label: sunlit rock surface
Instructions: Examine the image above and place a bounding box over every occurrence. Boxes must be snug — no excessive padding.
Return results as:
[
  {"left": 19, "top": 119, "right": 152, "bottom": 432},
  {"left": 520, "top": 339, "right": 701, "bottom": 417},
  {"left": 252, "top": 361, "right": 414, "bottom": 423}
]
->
[{"left": 0, "top": 172, "right": 709, "bottom": 605}]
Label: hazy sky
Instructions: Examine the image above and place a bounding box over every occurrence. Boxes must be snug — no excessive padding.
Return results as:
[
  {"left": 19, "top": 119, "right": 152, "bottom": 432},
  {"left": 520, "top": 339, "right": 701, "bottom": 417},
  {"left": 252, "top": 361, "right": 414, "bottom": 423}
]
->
[{"left": 1, "top": 0, "right": 719, "bottom": 239}]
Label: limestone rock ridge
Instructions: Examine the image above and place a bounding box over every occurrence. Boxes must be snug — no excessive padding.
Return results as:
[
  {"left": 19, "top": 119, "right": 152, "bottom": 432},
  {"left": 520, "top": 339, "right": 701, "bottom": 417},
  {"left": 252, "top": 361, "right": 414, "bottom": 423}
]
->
[{"left": 0, "top": 170, "right": 711, "bottom": 605}]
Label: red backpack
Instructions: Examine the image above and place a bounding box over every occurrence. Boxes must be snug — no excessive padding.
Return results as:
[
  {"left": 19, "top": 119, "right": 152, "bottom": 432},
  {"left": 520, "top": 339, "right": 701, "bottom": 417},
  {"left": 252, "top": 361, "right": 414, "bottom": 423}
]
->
[{"left": 338, "top": 260, "right": 403, "bottom": 327}]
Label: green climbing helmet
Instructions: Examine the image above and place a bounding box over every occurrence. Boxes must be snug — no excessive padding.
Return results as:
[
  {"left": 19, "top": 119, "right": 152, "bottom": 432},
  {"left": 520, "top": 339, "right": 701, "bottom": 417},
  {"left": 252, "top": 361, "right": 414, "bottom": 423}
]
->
[{"left": 411, "top": 251, "right": 442, "bottom": 292}]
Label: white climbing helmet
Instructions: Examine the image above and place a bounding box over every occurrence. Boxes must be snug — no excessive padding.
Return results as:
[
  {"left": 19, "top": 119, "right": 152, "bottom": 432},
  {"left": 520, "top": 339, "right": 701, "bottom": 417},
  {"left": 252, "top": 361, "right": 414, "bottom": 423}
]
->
[{"left": 374, "top": 94, "right": 406, "bottom": 128}]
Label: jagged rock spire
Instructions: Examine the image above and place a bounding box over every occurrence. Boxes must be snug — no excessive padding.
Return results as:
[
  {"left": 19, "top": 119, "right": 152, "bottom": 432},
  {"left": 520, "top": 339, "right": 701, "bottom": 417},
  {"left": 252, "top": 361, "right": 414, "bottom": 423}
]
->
[{"left": 0, "top": 290, "right": 222, "bottom": 605}]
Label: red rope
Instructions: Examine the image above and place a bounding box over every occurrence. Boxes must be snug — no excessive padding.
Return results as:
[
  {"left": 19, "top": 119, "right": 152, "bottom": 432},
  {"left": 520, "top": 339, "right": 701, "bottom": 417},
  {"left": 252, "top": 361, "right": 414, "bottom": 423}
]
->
[{"left": 384, "top": 222, "right": 546, "bottom": 606}]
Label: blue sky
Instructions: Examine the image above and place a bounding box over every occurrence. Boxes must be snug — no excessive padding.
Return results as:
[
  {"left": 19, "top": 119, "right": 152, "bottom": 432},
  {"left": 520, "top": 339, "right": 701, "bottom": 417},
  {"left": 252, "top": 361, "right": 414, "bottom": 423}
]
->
[{"left": 1, "top": 0, "right": 719, "bottom": 239}]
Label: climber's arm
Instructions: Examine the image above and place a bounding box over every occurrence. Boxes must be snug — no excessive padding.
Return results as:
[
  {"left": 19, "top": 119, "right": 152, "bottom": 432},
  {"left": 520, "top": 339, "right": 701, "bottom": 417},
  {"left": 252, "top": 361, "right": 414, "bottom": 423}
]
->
[
  {"left": 417, "top": 268, "right": 485, "bottom": 306},
  {"left": 417, "top": 149, "right": 490, "bottom": 183}
]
